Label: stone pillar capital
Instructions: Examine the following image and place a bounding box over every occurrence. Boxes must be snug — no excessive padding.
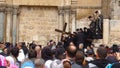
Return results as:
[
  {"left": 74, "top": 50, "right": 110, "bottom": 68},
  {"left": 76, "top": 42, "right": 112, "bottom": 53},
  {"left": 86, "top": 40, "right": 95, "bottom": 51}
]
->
[
  {"left": 63, "top": 6, "right": 71, "bottom": 13},
  {"left": 13, "top": 5, "right": 20, "bottom": 15},
  {"left": 58, "top": 6, "right": 64, "bottom": 15},
  {"left": 63, "top": 6, "right": 71, "bottom": 10},
  {"left": 0, "top": 3, "right": 6, "bottom": 12},
  {"left": 6, "top": 5, "right": 13, "bottom": 13}
]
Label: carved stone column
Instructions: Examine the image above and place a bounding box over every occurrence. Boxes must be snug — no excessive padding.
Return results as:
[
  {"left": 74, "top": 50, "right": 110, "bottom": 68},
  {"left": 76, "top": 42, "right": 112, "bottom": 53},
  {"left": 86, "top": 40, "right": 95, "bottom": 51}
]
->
[
  {"left": 12, "top": 5, "right": 19, "bottom": 46},
  {"left": 64, "top": 6, "right": 70, "bottom": 32},
  {"left": 58, "top": 6, "right": 64, "bottom": 30},
  {"left": 0, "top": 4, "right": 6, "bottom": 42},
  {"left": 6, "top": 5, "right": 13, "bottom": 43},
  {"left": 58, "top": 7, "right": 64, "bottom": 40},
  {"left": 103, "top": 19, "right": 110, "bottom": 45},
  {"left": 71, "top": 9, "right": 76, "bottom": 33}
]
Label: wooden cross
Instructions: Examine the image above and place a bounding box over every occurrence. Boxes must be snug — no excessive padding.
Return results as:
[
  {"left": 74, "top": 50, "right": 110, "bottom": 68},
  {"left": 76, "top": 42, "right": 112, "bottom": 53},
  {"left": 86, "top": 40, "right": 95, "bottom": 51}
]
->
[{"left": 55, "top": 23, "right": 69, "bottom": 41}]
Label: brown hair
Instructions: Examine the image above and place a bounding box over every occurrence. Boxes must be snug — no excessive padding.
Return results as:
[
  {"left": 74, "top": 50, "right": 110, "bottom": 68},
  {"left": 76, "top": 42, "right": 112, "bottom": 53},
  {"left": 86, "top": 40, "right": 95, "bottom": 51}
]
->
[{"left": 63, "top": 60, "right": 71, "bottom": 68}]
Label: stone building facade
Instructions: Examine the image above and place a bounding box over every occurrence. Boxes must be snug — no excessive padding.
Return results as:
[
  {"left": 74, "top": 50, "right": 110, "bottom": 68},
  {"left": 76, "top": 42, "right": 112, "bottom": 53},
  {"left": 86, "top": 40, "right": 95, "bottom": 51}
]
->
[{"left": 0, "top": 0, "right": 120, "bottom": 46}]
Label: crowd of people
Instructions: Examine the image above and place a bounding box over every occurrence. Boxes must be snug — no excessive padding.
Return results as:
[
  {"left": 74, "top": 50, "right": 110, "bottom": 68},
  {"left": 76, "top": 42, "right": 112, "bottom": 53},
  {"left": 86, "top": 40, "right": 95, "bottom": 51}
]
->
[
  {"left": 0, "top": 10, "right": 120, "bottom": 68},
  {"left": 0, "top": 40, "right": 120, "bottom": 68}
]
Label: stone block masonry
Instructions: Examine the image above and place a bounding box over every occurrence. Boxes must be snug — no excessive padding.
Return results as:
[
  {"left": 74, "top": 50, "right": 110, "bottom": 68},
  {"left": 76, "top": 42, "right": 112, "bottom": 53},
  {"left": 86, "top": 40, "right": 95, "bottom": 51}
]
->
[{"left": 19, "top": 6, "right": 59, "bottom": 46}]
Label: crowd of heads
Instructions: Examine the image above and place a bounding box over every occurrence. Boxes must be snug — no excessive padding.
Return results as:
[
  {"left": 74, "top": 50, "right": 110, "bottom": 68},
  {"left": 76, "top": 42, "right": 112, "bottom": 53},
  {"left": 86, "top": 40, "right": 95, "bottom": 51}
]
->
[{"left": 0, "top": 40, "right": 120, "bottom": 68}]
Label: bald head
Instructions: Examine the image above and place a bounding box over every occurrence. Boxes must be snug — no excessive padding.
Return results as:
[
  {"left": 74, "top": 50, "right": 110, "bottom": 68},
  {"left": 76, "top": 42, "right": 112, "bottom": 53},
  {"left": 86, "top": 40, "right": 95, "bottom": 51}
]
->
[{"left": 66, "top": 43, "right": 77, "bottom": 58}]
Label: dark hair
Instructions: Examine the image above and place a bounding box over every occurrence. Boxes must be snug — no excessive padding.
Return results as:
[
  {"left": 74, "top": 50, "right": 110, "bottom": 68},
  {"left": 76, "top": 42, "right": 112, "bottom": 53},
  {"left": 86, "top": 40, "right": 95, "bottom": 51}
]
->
[
  {"left": 11, "top": 47, "right": 19, "bottom": 58},
  {"left": 88, "top": 16, "right": 92, "bottom": 19},
  {"left": 97, "top": 47, "right": 107, "bottom": 59},
  {"left": 95, "top": 10, "right": 99, "bottom": 14},
  {"left": 28, "top": 49, "right": 37, "bottom": 59},
  {"left": 55, "top": 48, "right": 65, "bottom": 60},
  {"left": 29, "top": 43, "right": 36, "bottom": 50},
  {"left": 21, "top": 45, "right": 29, "bottom": 55},
  {"left": 99, "top": 44, "right": 105, "bottom": 47},
  {"left": 80, "top": 28, "right": 83, "bottom": 31},
  {"left": 112, "top": 44, "right": 119, "bottom": 53},
  {"left": 41, "top": 46, "right": 53, "bottom": 61},
  {"left": 63, "top": 60, "right": 71, "bottom": 68},
  {"left": 75, "top": 51, "right": 84, "bottom": 65},
  {"left": 76, "top": 29, "right": 79, "bottom": 31},
  {"left": 84, "top": 27, "right": 87, "bottom": 30},
  {"left": 66, "top": 45, "right": 77, "bottom": 58}
]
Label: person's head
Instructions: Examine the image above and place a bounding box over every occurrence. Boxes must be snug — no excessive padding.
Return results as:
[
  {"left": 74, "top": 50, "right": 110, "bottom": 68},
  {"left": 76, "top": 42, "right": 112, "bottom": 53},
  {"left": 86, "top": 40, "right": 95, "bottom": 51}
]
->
[
  {"left": 66, "top": 43, "right": 77, "bottom": 58},
  {"left": 75, "top": 51, "right": 84, "bottom": 65},
  {"left": 79, "top": 43, "right": 84, "bottom": 49},
  {"left": 35, "top": 45, "right": 41, "bottom": 53},
  {"left": 87, "top": 46, "right": 91, "bottom": 50},
  {"left": 28, "top": 49, "right": 37, "bottom": 59},
  {"left": 96, "top": 47, "right": 107, "bottom": 59},
  {"left": 21, "top": 45, "right": 29, "bottom": 55},
  {"left": 99, "top": 44, "right": 105, "bottom": 47},
  {"left": 86, "top": 50, "right": 94, "bottom": 57},
  {"left": 56, "top": 42, "right": 63, "bottom": 48},
  {"left": 41, "top": 46, "right": 53, "bottom": 61},
  {"left": 49, "top": 40, "right": 54, "bottom": 46},
  {"left": 16, "top": 42, "right": 22, "bottom": 49},
  {"left": 0, "top": 42, "right": 5, "bottom": 50},
  {"left": 55, "top": 47, "right": 65, "bottom": 60},
  {"left": 112, "top": 44, "right": 119, "bottom": 53},
  {"left": 11, "top": 47, "right": 19, "bottom": 58},
  {"left": 63, "top": 60, "right": 71, "bottom": 68},
  {"left": 95, "top": 10, "right": 101, "bottom": 15},
  {"left": 84, "top": 27, "right": 87, "bottom": 31},
  {"left": 29, "top": 43, "right": 36, "bottom": 50},
  {"left": 76, "top": 29, "right": 80, "bottom": 33},
  {"left": 88, "top": 16, "right": 94, "bottom": 21},
  {"left": 2, "top": 47, "right": 10, "bottom": 56},
  {"left": 79, "top": 28, "right": 83, "bottom": 32},
  {"left": 34, "top": 58, "right": 45, "bottom": 68},
  {"left": 95, "top": 10, "right": 99, "bottom": 15}
]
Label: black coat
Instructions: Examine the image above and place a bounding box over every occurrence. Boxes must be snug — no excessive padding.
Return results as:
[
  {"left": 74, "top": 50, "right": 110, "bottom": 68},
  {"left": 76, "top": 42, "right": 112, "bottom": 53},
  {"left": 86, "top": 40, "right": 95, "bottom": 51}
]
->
[{"left": 76, "top": 32, "right": 85, "bottom": 46}]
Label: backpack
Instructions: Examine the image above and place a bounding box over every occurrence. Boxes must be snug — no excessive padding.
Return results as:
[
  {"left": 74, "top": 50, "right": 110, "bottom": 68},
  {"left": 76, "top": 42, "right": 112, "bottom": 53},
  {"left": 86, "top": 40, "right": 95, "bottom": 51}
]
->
[
  {"left": 21, "top": 60, "right": 35, "bottom": 68},
  {"left": 105, "top": 62, "right": 120, "bottom": 68}
]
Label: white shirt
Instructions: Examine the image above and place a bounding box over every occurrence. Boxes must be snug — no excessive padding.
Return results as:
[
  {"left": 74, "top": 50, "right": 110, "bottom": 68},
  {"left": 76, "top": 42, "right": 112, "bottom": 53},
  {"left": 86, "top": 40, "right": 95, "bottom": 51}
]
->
[
  {"left": 45, "top": 60, "right": 53, "bottom": 68},
  {"left": 17, "top": 49, "right": 25, "bottom": 62}
]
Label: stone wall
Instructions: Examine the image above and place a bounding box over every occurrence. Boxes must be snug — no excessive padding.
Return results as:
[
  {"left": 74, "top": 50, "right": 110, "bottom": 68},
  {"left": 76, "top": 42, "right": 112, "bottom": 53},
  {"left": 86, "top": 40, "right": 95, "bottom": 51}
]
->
[
  {"left": 109, "top": 20, "right": 120, "bottom": 45},
  {"left": 12, "top": 0, "right": 63, "bottom": 6},
  {"left": 110, "top": 0, "right": 120, "bottom": 20},
  {"left": 19, "top": 6, "right": 59, "bottom": 45},
  {"left": 77, "top": 0, "right": 101, "bottom": 6},
  {"left": 77, "top": 0, "right": 101, "bottom": 19}
]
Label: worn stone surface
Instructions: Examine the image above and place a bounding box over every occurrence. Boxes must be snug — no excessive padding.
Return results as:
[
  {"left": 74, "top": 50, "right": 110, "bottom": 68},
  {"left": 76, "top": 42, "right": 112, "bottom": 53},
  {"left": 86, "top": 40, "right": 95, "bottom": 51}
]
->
[
  {"left": 19, "top": 6, "right": 58, "bottom": 45},
  {"left": 109, "top": 20, "right": 120, "bottom": 45},
  {"left": 12, "top": 0, "right": 63, "bottom": 6},
  {"left": 77, "top": 0, "right": 101, "bottom": 6},
  {"left": 110, "top": 0, "right": 120, "bottom": 20}
]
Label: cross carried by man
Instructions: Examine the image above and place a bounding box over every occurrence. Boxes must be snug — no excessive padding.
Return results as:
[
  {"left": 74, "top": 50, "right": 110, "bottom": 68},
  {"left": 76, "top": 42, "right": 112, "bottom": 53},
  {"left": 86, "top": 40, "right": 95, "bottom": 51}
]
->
[{"left": 55, "top": 23, "right": 71, "bottom": 41}]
